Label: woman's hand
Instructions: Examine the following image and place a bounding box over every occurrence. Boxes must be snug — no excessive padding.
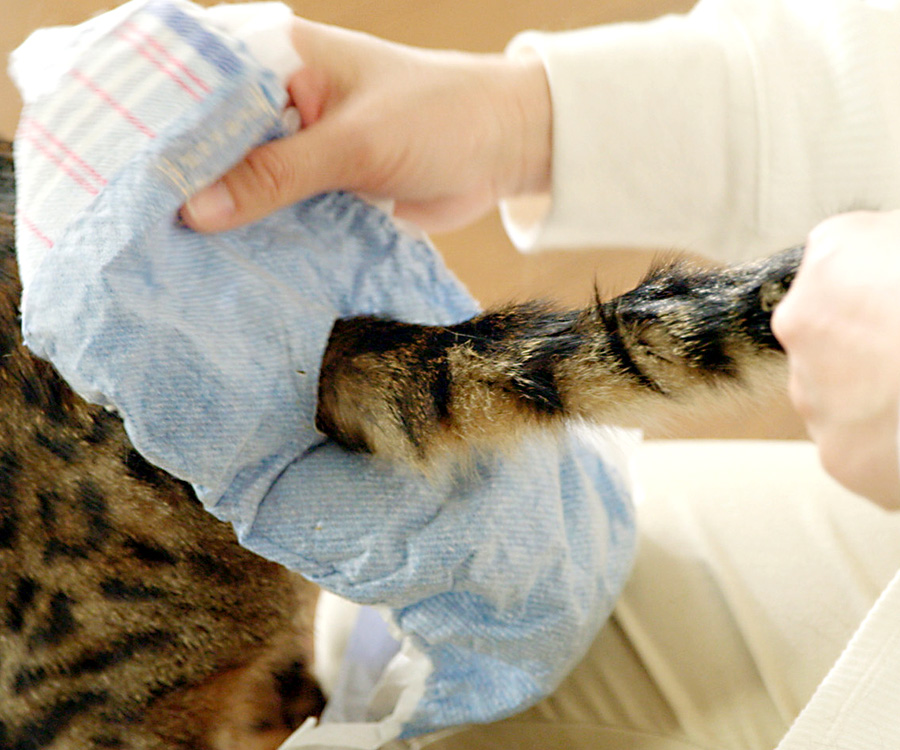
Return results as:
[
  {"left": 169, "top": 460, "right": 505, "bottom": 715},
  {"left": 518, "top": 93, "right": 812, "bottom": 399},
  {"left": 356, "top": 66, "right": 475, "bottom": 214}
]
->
[
  {"left": 181, "top": 18, "right": 551, "bottom": 233},
  {"left": 772, "top": 211, "right": 900, "bottom": 508}
]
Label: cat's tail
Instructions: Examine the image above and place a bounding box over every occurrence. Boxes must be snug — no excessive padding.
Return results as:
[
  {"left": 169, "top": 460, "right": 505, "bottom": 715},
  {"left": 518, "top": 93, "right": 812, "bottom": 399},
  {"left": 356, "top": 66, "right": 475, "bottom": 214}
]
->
[{"left": 316, "top": 246, "right": 802, "bottom": 469}]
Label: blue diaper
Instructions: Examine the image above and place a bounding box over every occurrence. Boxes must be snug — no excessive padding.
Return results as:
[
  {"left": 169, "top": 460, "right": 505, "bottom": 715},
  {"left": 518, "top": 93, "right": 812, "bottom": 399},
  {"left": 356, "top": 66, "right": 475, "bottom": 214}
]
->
[{"left": 11, "top": 0, "right": 636, "bottom": 744}]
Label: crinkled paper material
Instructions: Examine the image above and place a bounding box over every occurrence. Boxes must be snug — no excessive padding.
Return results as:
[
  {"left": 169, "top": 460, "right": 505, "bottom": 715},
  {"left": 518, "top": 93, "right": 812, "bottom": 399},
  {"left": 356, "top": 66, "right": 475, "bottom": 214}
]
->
[{"left": 11, "top": 0, "right": 636, "bottom": 743}]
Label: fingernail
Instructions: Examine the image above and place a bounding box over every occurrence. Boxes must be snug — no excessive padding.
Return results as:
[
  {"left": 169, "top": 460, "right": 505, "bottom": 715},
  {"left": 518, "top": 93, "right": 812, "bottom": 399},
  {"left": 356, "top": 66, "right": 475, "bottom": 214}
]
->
[{"left": 183, "top": 181, "right": 236, "bottom": 226}]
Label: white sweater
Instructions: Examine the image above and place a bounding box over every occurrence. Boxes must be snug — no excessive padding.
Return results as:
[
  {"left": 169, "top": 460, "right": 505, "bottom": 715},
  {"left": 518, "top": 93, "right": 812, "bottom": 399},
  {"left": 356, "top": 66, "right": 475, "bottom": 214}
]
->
[
  {"left": 502, "top": 1, "right": 900, "bottom": 748},
  {"left": 502, "top": 0, "right": 900, "bottom": 263}
]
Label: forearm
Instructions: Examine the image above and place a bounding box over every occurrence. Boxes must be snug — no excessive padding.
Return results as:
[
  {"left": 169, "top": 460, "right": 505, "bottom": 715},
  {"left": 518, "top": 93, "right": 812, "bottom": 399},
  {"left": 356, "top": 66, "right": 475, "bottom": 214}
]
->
[{"left": 502, "top": 0, "right": 900, "bottom": 262}]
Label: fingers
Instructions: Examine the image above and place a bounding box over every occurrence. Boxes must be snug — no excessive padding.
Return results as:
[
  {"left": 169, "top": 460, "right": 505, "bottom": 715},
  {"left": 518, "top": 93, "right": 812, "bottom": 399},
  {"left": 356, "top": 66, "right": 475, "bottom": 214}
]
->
[
  {"left": 179, "top": 19, "right": 535, "bottom": 234},
  {"left": 182, "top": 132, "right": 319, "bottom": 232},
  {"left": 288, "top": 66, "right": 331, "bottom": 130},
  {"left": 181, "top": 68, "right": 346, "bottom": 233},
  {"left": 771, "top": 211, "right": 900, "bottom": 508}
]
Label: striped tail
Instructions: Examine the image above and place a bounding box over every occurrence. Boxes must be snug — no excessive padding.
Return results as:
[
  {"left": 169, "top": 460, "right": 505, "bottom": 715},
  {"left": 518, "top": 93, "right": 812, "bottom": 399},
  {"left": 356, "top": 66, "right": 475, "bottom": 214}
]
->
[{"left": 316, "top": 246, "right": 801, "bottom": 468}]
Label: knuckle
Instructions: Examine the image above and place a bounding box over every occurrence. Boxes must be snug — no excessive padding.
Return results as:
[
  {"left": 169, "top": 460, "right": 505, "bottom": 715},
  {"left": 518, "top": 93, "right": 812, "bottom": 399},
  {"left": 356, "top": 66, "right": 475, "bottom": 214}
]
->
[
  {"left": 338, "top": 118, "right": 392, "bottom": 190},
  {"left": 786, "top": 375, "right": 812, "bottom": 421},
  {"left": 770, "top": 297, "right": 799, "bottom": 345},
  {"left": 807, "top": 211, "right": 873, "bottom": 255},
  {"left": 344, "top": 129, "right": 377, "bottom": 174},
  {"left": 240, "top": 145, "right": 297, "bottom": 205}
]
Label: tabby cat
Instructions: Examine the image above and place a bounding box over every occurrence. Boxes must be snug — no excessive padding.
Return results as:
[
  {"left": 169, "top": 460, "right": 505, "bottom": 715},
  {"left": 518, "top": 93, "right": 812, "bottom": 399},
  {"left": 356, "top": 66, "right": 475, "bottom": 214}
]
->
[
  {"left": 0, "top": 129, "right": 799, "bottom": 748},
  {"left": 0, "top": 141, "right": 325, "bottom": 749},
  {"left": 316, "top": 245, "right": 800, "bottom": 468}
]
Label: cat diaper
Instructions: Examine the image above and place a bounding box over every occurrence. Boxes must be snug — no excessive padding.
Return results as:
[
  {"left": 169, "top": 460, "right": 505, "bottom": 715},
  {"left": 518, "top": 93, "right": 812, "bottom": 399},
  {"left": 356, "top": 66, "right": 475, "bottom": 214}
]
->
[{"left": 10, "top": 1, "right": 636, "bottom": 745}]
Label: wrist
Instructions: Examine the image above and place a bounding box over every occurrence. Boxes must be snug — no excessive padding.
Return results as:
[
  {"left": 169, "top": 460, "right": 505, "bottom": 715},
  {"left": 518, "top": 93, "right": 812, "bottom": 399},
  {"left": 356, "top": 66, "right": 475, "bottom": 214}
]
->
[
  {"left": 500, "top": 52, "right": 552, "bottom": 198},
  {"left": 470, "top": 51, "right": 550, "bottom": 200}
]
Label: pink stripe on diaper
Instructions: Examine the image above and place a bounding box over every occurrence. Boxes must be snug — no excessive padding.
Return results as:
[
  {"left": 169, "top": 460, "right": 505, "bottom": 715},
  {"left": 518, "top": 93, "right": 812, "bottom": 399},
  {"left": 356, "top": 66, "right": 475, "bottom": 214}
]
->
[
  {"left": 124, "top": 20, "right": 212, "bottom": 94},
  {"left": 20, "top": 117, "right": 107, "bottom": 190},
  {"left": 117, "top": 21, "right": 211, "bottom": 101},
  {"left": 20, "top": 126, "right": 102, "bottom": 196},
  {"left": 70, "top": 69, "right": 157, "bottom": 139},
  {"left": 18, "top": 213, "right": 54, "bottom": 249}
]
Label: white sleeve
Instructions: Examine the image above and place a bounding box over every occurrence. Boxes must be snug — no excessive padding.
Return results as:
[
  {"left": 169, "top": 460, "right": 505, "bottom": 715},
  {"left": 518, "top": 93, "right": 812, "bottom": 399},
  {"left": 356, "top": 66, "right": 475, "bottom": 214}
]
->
[
  {"left": 775, "top": 567, "right": 900, "bottom": 750},
  {"left": 501, "top": 0, "right": 900, "bottom": 263}
]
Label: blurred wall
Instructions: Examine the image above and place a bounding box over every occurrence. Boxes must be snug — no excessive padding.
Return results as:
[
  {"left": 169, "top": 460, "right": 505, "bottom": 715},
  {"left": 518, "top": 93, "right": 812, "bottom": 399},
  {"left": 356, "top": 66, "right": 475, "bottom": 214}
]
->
[{"left": 0, "top": 0, "right": 805, "bottom": 439}]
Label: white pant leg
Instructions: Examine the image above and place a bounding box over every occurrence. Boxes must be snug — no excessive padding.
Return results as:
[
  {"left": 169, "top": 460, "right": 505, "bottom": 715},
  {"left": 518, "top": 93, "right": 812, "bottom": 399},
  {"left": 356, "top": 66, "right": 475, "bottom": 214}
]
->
[{"left": 409, "top": 440, "right": 900, "bottom": 750}]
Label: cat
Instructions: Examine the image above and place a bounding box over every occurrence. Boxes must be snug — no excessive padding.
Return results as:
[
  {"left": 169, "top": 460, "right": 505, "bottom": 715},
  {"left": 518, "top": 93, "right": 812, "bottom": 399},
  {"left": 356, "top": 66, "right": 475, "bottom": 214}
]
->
[
  {"left": 0, "top": 126, "right": 799, "bottom": 748},
  {"left": 0, "top": 140, "right": 325, "bottom": 749},
  {"left": 316, "top": 245, "right": 800, "bottom": 468}
]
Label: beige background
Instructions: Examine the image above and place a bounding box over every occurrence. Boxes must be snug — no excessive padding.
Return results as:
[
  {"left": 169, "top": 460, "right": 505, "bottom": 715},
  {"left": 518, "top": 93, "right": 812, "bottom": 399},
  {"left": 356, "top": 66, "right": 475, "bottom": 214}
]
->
[{"left": 0, "top": 0, "right": 805, "bottom": 439}]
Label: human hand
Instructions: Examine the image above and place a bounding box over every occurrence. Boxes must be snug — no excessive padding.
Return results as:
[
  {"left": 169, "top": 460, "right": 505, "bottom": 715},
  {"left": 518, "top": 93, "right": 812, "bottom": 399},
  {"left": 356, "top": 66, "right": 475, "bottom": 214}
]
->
[
  {"left": 180, "top": 18, "right": 552, "bottom": 233},
  {"left": 772, "top": 211, "right": 900, "bottom": 509}
]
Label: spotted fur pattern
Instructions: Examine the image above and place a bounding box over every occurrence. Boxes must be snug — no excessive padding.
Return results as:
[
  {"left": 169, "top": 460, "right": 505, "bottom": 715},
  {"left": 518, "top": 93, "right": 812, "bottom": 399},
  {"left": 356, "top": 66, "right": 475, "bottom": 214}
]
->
[
  {"left": 317, "top": 246, "right": 801, "bottom": 468},
  {"left": 0, "top": 141, "right": 325, "bottom": 750}
]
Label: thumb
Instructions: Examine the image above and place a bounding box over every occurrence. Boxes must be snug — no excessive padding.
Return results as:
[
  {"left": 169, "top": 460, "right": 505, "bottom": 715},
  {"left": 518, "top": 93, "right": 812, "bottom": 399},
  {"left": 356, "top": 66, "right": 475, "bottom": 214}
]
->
[
  {"left": 180, "top": 130, "right": 338, "bottom": 232},
  {"left": 181, "top": 71, "right": 345, "bottom": 233}
]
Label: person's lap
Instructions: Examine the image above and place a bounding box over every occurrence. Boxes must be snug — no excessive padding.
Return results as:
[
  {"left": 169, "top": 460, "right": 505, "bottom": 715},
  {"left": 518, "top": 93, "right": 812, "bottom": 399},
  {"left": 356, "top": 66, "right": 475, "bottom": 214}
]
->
[{"left": 407, "top": 440, "right": 900, "bottom": 750}]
